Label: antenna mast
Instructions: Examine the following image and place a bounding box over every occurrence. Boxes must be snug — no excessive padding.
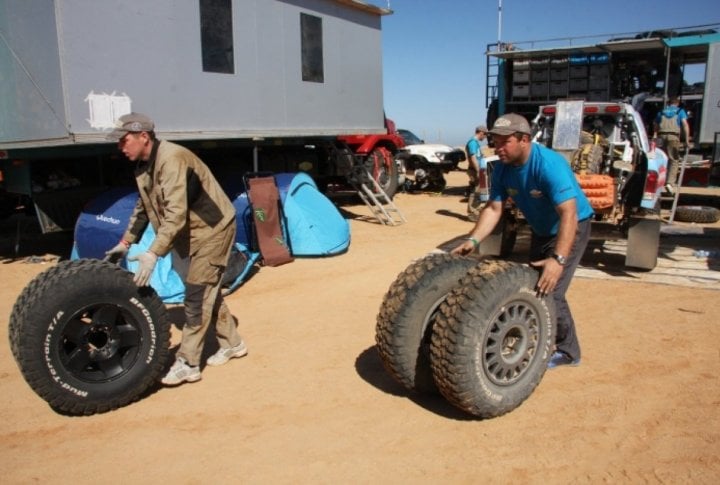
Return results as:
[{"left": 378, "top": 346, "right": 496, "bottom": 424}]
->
[{"left": 498, "top": 0, "right": 503, "bottom": 46}]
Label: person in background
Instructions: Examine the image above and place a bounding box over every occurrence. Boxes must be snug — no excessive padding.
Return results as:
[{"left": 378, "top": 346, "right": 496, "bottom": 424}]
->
[
  {"left": 465, "top": 125, "right": 489, "bottom": 221},
  {"left": 453, "top": 113, "right": 594, "bottom": 369},
  {"left": 105, "top": 112, "right": 248, "bottom": 386},
  {"left": 653, "top": 96, "right": 691, "bottom": 194}
]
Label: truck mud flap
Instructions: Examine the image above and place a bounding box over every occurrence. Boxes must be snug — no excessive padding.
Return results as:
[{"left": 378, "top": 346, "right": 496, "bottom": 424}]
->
[
  {"left": 625, "top": 216, "right": 660, "bottom": 270},
  {"left": 478, "top": 213, "right": 517, "bottom": 258}
]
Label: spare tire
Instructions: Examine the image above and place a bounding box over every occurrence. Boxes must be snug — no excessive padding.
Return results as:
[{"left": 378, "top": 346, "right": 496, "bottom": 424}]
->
[
  {"left": 431, "top": 261, "right": 556, "bottom": 419},
  {"left": 673, "top": 205, "right": 720, "bottom": 224},
  {"left": 9, "top": 259, "right": 171, "bottom": 415},
  {"left": 571, "top": 143, "right": 603, "bottom": 174},
  {"left": 375, "top": 253, "right": 478, "bottom": 393}
]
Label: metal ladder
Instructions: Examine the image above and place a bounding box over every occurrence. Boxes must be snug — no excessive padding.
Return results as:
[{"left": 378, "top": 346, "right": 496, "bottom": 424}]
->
[{"left": 347, "top": 165, "right": 406, "bottom": 226}]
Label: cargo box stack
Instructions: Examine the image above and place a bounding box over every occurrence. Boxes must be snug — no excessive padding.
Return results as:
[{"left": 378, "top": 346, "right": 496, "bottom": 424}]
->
[
  {"left": 512, "top": 59, "right": 530, "bottom": 100},
  {"left": 530, "top": 58, "right": 549, "bottom": 101},
  {"left": 568, "top": 53, "right": 589, "bottom": 98},
  {"left": 588, "top": 53, "right": 610, "bottom": 101},
  {"left": 549, "top": 57, "right": 569, "bottom": 98}
]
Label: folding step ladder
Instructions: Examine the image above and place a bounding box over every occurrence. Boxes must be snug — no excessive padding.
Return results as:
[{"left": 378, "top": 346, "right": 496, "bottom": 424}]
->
[{"left": 347, "top": 165, "right": 406, "bottom": 226}]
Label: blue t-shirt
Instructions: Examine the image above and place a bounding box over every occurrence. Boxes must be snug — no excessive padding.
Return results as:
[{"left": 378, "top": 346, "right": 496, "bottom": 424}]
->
[
  {"left": 489, "top": 143, "right": 594, "bottom": 236},
  {"left": 466, "top": 137, "right": 488, "bottom": 170},
  {"left": 654, "top": 105, "right": 688, "bottom": 130}
]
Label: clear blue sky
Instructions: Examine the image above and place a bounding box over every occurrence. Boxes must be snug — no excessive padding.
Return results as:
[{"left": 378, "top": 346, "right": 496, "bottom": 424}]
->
[{"left": 380, "top": 0, "right": 720, "bottom": 147}]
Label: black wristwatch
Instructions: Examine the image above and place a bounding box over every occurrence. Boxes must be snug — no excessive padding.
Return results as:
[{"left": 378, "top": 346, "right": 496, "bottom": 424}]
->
[{"left": 551, "top": 252, "right": 567, "bottom": 266}]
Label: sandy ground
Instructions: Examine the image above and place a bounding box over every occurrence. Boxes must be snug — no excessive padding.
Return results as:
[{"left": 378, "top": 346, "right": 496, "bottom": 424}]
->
[{"left": 1, "top": 169, "right": 719, "bottom": 484}]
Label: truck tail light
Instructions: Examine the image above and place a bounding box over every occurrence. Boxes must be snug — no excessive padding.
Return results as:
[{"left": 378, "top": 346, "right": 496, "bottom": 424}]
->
[{"left": 643, "top": 170, "right": 660, "bottom": 199}]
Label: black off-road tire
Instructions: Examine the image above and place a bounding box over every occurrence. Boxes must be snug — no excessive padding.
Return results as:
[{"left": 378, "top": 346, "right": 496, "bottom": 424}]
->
[
  {"left": 431, "top": 261, "right": 556, "bottom": 418},
  {"left": 674, "top": 205, "right": 720, "bottom": 224},
  {"left": 9, "top": 259, "right": 171, "bottom": 415},
  {"left": 375, "top": 253, "right": 478, "bottom": 393}
]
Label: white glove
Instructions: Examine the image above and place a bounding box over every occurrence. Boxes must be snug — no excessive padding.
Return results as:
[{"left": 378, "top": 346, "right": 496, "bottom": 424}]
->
[
  {"left": 104, "top": 241, "right": 130, "bottom": 261},
  {"left": 128, "top": 251, "right": 158, "bottom": 287}
]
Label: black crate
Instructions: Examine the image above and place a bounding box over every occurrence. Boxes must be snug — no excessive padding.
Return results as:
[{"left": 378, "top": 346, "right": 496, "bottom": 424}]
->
[
  {"left": 569, "top": 65, "right": 587, "bottom": 78},
  {"left": 550, "top": 80, "right": 568, "bottom": 97},
  {"left": 589, "top": 76, "right": 609, "bottom": 90},
  {"left": 531, "top": 69, "right": 549, "bottom": 82},
  {"left": 588, "top": 90, "right": 608, "bottom": 101},
  {"left": 589, "top": 64, "right": 610, "bottom": 76},
  {"left": 514, "top": 70, "right": 530, "bottom": 83},
  {"left": 569, "top": 78, "right": 588, "bottom": 91},
  {"left": 531, "top": 81, "right": 549, "bottom": 98},
  {"left": 512, "top": 84, "right": 530, "bottom": 98},
  {"left": 550, "top": 67, "right": 568, "bottom": 81}
]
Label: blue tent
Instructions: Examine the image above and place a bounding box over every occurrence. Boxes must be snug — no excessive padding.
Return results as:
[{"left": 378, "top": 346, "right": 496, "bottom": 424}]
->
[
  {"left": 72, "top": 172, "right": 350, "bottom": 302},
  {"left": 228, "top": 172, "right": 350, "bottom": 256},
  {"left": 275, "top": 172, "right": 350, "bottom": 256}
]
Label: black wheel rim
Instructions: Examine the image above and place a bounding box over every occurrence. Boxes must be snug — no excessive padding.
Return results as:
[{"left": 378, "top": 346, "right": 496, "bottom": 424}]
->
[
  {"left": 483, "top": 300, "right": 540, "bottom": 386},
  {"left": 58, "top": 303, "right": 143, "bottom": 383}
]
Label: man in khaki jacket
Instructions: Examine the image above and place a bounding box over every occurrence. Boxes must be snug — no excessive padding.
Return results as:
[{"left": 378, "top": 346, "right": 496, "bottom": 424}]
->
[{"left": 106, "top": 113, "right": 247, "bottom": 386}]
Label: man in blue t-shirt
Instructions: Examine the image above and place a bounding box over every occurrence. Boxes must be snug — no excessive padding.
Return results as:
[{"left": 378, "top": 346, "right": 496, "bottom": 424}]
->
[
  {"left": 465, "top": 125, "right": 489, "bottom": 221},
  {"left": 453, "top": 113, "right": 594, "bottom": 369},
  {"left": 653, "top": 96, "right": 691, "bottom": 193}
]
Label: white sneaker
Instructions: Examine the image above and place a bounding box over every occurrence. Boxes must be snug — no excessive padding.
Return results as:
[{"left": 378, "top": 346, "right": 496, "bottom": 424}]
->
[
  {"left": 161, "top": 357, "right": 201, "bottom": 386},
  {"left": 206, "top": 341, "right": 248, "bottom": 366},
  {"left": 664, "top": 183, "right": 675, "bottom": 195}
]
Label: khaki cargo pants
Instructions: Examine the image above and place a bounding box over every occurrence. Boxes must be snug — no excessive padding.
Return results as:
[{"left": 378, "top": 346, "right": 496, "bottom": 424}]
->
[
  {"left": 660, "top": 133, "right": 682, "bottom": 185},
  {"left": 173, "top": 220, "right": 243, "bottom": 366},
  {"left": 466, "top": 169, "right": 488, "bottom": 221}
]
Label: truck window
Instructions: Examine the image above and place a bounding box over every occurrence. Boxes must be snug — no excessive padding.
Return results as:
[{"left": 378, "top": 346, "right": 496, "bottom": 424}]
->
[
  {"left": 301, "top": 13, "right": 324, "bottom": 83},
  {"left": 200, "top": 0, "right": 235, "bottom": 74}
]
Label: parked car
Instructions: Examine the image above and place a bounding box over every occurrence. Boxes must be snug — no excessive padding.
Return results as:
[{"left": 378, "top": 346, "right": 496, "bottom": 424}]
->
[{"left": 395, "top": 129, "right": 466, "bottom": 191}]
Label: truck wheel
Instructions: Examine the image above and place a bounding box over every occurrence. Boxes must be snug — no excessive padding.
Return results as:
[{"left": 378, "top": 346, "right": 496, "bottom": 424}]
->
[
  {"left": 366, "top": 147, "right": 399, "bottom": 198},
  {"left": 431, "top": 261, "right": 556, "bottom": 419},
  {"left": 375, "top": 253, "right": 478, "bottom": 393},
  {"left": 674, "top": 205, "right": 720, "bottom": 224},
  {"left": 9, "top": 259, "right": 171, "bottom": 415}
]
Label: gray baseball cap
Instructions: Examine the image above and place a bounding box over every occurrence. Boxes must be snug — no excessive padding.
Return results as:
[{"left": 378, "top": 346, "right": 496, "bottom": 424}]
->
[
  {"left": 475, "top": 125, "right": 488, "bottom": 133},
  {"left": 489, "top": 113, "right": 531, "bottom": 136},
  {"left": 107, "top": 113, "right": 155, "bottom": 141}
]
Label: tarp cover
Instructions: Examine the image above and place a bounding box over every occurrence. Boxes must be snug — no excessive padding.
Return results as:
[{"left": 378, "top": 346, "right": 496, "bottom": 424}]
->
[{"left": 72, "top": 173, "right": 350, "bottom": 301}]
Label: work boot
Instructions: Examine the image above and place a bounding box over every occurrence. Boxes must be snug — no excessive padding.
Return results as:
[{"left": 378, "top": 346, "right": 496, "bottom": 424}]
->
[{"left": 547, "top": 351, "right": 580, "bottom": 369}]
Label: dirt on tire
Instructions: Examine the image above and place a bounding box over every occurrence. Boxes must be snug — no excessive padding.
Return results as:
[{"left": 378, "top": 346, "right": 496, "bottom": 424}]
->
[
  {"left": 375, "top": 252, "right": 478, "bottom": 393},
  {"left": 431, "top": 260, "right": 556, "bottom": 418}
]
